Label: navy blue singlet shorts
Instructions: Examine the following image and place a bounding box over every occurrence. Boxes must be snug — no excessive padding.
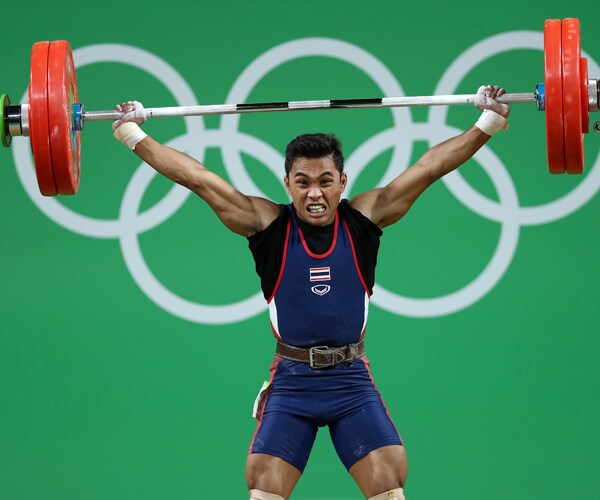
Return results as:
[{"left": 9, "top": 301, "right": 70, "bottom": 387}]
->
[{"left": 249, "top": 355, "right": 403, "bottom": 472}]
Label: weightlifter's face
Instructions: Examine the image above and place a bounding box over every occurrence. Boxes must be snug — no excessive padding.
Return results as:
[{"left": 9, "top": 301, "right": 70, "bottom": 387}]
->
[{"left": 284, "top": 155, "right": 347, "bottom": 227}]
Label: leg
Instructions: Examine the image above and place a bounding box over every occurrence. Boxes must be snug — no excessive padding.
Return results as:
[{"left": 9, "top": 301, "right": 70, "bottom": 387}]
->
[
  {"left": 326, "top": 361, "right": 406, "bottom": 499},
  {"left": 246, "top": 453, "right": 302, "bottom": 499},
  {"left": 349, "top": 445, "right": 407, "bottom": 498},
  {"left": 247, "top": 410, "right": 317, "bottom": 499}
]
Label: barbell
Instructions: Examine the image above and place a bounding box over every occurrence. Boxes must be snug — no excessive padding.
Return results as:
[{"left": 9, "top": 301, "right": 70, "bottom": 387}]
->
[{"left": 1, "top": 18, "right": 599, "bottom": 196}]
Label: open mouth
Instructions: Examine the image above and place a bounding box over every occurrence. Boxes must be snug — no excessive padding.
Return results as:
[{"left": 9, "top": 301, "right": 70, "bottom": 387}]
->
[{"left": 307, "top": 204, "right": 326, "bottom": 215}]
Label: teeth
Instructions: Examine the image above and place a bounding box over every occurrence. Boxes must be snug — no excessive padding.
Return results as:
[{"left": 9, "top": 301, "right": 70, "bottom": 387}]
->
[{"left": 308, "top": 205, "right": 325, "bottom": 213}]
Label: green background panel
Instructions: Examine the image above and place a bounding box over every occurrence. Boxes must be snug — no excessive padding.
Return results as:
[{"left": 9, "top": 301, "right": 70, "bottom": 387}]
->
[{"left": 1, "top": 1, "right": 599, "bottom": 499}]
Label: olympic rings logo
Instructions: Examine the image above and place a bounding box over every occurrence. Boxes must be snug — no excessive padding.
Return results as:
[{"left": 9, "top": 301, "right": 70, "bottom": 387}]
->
[{"left": 12, "top": 32, "right": 600, "bottom": 323}]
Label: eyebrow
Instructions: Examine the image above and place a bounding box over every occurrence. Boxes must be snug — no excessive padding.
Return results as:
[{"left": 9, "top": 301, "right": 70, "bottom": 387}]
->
[{"left": 293, "top": 171, "right": 335, "bottom": 179}]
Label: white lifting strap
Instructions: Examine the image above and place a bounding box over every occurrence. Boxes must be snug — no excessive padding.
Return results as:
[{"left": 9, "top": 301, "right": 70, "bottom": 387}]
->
[
  {"left": 369, "top": 487, "right": 405, "bottom": 500},
  {"left": 249, "top": 489, "right": 285, "bottom": 500}
]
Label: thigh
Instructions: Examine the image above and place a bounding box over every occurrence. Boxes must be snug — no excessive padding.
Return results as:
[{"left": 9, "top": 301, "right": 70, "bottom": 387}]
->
[
  {"left": 348, "top": 445, "right": 408, "bottom": 499},
  {"left": 249, "top": 410, "right": 317, "bottom": 474},
  {"left": 329, "top": 402, "right": 403, "bottom": 470},
  {"left": 247, "top": 411, "right": 317, "bottom": 498}
]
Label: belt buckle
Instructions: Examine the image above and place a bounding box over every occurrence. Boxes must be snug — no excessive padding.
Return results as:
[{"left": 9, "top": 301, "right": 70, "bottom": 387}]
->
[{"left": 309, "top": 345, "right": 332, "bottom": 369}]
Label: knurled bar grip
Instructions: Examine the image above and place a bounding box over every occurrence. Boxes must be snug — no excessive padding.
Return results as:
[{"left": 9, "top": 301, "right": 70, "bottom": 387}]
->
[{"left": 83, "top": 93, "right": 536, "bottom": 121}]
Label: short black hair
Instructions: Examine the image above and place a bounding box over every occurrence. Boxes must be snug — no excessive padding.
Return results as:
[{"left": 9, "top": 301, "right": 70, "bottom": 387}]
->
[{"left": 284, "top": 133, "right": 344, "bottom": 176}]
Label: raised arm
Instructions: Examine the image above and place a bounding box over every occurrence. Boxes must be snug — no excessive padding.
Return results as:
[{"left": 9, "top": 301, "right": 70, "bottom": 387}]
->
[
  {"left": 350, "top": 85, "right": 510, "bottom": 228},
  {"left": 112, "top": 101, "right": 282, "bottom": 237}
]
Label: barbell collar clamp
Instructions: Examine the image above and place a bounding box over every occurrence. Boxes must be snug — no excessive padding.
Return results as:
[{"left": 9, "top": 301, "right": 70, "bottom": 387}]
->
[
  {"left": 536, "top": 84, "right": 546, "bottom": 110},
  {"left": 7, "top": 104, "right": 23, "bottom": 137},
  {"left": 73, "top": 103, "right": 83, "bottom": 132},
  {"left": 4, "top": 104, "right": 29, "bottom": 137},
  {"left": 589, "top": 79, "right": 599, "bottom": 112},
  {"left": 21, "top": 104, "right": 30, "bottom": 137}
]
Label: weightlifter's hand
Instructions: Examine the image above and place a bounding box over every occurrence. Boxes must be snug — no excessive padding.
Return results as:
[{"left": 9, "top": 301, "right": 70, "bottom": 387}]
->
[
  {"left": 474, "top": 85, "right": 510, "bottom": 118},
  {"left": 474, "top": 85, "right": 510, "bottom": 137},
  {"left": 112, "top": 100, "right": 148, "bottom": 150},
  {"left": 112, "top": 100, "right": 147, "bottom": 131}
]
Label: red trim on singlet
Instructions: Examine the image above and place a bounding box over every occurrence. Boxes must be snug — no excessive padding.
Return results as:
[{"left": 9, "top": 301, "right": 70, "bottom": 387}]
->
[
  {"left": 342, "top": 219, "right": 370, "bottom": 297},
  {"left": 247, "top": 356, "right": 284, "bottom": 455},
  {"left": 267, "top": 219, "right": 291, "bottom": 304},
  {"left": 359, "top": 326, "right": 367, "bottom": 342},
  {"left": 361, "top": 355, "right": 404, "bottom": 445},
  {"left": 298, "top": 211, "right": 339, "bottom": 259}
]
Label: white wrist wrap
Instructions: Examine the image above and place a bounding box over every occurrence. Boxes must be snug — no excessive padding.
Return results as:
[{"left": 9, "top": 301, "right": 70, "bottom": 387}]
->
[
  {"left": 249, "top": 490, "right": 284, "bottom": 500},
  {"left": 475, "top": 109, "right": 509, "bottom": 136},
  {"left": 113, "top": 122, "right": 148, "bottom": 150}
]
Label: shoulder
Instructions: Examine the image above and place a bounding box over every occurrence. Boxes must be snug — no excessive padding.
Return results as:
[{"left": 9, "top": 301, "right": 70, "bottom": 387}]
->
[
  {"left": 339, "top": 199, "right": 383, "bottom": 236},
  {"left": 248, "top": 204, "right": 290, "bottom": 247}
]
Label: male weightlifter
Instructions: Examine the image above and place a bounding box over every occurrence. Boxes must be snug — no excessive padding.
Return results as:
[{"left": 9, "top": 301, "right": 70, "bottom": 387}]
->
[{"left": 112, "top": 85, "right": 509, "bottom": 499}]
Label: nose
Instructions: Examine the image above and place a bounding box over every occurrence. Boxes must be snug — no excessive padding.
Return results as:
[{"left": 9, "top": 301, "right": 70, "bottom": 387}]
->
[{"left": 308, "top": 187, "right": 322, "bottom": 199}]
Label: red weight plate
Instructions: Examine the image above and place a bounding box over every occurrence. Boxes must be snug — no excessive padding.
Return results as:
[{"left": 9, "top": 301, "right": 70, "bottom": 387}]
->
[
  {"left": 48, "top": 40, "right": 80, "bottom": 194},
  {"left": 544, "top": 19, "right": 566, "bottom": 174},
  {"left": 562, "top": 18, "right": 584, "bottom": 174},
  {"left": 29, "top": 41, "right": 58, "bottom": 195},
  {"left": 581, "top": 57, "right": 589, "bottom": 134}
]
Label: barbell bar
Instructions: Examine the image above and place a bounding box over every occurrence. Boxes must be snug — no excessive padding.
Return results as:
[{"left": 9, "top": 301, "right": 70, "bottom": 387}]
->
[
  {"left": 1, "top": 18, "right": 599, "bottom": 196},
  {"left": 81, "top": 93, "right": 538, "bottom": 122}
]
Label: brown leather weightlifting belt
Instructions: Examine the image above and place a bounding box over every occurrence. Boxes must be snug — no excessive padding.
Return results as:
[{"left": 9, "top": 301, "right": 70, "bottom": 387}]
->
[{"left": 276, "top": 339, "right": 365, "bottom": 369}]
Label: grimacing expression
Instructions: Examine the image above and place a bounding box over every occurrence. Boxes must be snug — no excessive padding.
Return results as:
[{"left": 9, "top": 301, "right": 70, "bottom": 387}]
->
[{"left": 284, "top": 155, "right": 347, "bottom": 227}]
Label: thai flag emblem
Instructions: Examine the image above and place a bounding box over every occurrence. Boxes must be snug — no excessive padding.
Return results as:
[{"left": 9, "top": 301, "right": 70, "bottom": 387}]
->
[{"left": 310, "top": 267, "right": 331, "bottom": 281}]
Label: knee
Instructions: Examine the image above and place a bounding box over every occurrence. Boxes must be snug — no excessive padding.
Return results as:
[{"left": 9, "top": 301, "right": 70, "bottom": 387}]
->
[
  {"left": 246, "top": 453, "right": 301, "bottom": 499},
  {"left": 245, "top": 456, "right": 260, "bottom": 488},
  {"left": 246, "top": 456, "right": 280, "bottom": 491},
  {"left": 246, "top": 457, "right": 273, "bottom": 491},
  {"left": 370, "top": 465, "right": 406, "bottom": 490},
  {"left": 350, "top": 445, "right": 408, "bottom": 497},
  {"left": 368, "top": 447, "right": 408, "bottom": 489}
]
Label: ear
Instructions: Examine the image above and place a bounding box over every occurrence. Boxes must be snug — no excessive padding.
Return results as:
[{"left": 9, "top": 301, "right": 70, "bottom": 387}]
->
[
  {"left": 284, "top": 176, "right": 291, "bottom": 195},
  {"left": 340, "top": 172, "right": 348, "bottom": 193}
]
